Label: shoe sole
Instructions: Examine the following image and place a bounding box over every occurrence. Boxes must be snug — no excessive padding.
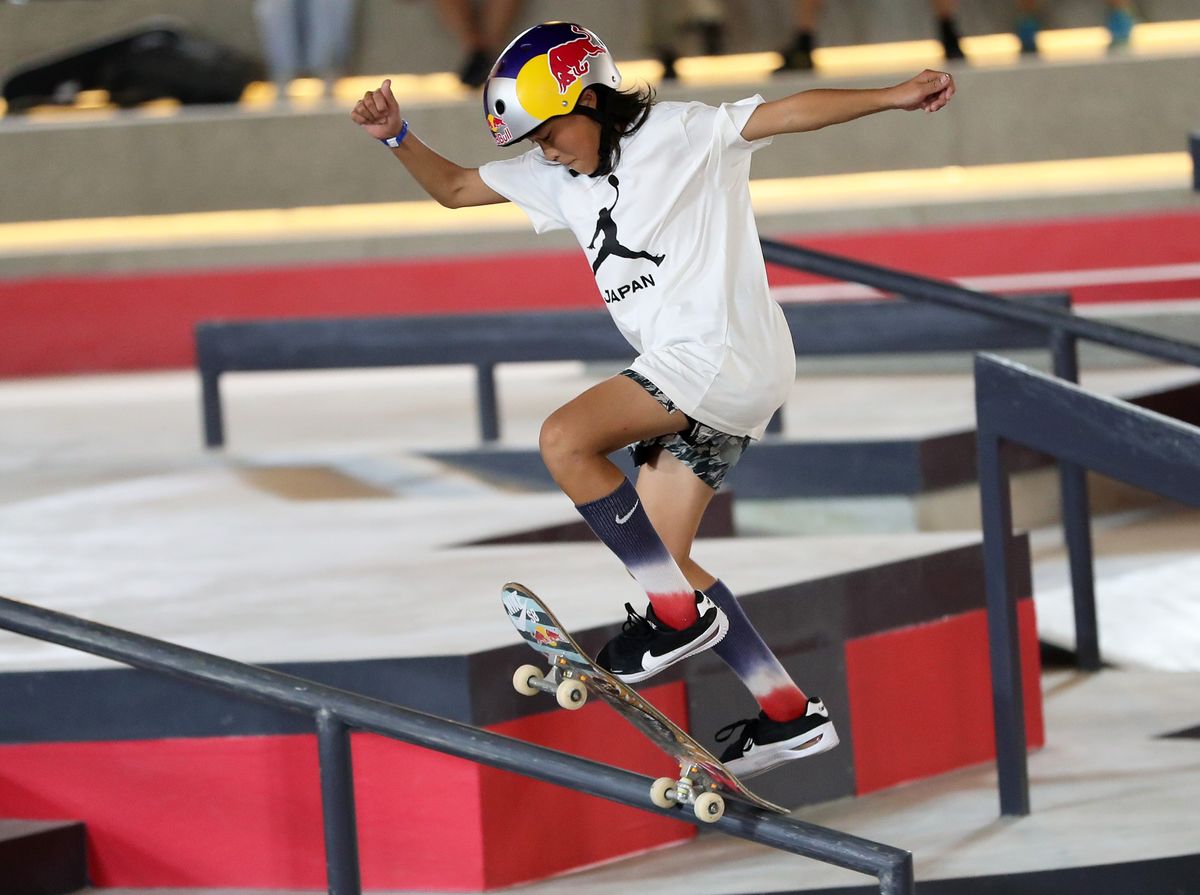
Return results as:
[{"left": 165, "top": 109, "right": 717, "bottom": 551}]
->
[
  {"left": 724, "top": 721, "right": 840, "bottom": 778},
  {"left": 613, "top": 609, "right": 729, "bottom": 685}
]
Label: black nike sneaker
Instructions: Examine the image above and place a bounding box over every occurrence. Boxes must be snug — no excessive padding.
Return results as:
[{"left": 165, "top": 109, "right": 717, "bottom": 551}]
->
[
  {"left": 597, "top": 592, "right": 728, "bottom": 684},
  {"left": 715, "top": 697, "right": 839, "bottom": 777}
]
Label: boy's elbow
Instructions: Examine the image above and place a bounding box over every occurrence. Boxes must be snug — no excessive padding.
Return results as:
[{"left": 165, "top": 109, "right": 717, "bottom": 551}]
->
[
  {"left": 437, "top": 172, "right": 475, "bottom": 208},
  {"left": 437, "top": 184, "right": 468, "bottom": 209}
]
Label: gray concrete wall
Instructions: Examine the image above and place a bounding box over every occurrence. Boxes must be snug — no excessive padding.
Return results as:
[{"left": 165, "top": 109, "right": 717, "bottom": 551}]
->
[
  {"left": 2, "top": 52, "right": 1197, "bottom": 223},
  {"left": 3, "top": 0, "right": 1199, "bottom": 80}
]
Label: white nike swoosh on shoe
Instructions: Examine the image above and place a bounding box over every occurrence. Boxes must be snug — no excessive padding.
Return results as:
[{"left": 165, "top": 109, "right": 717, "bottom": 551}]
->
[{"left": 615, "top": 500, "right": 639, "bottom": 524}]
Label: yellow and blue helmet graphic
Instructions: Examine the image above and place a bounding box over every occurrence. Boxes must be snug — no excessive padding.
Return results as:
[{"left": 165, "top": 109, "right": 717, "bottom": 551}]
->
[{"left": 483, "top": 22, "right": 620, "bottom": 147}]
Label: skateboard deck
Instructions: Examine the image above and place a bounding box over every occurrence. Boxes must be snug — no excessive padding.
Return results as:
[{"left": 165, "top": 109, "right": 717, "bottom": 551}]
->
[{"left": 502, "top": 581, "right": 785, "bottom": 822}]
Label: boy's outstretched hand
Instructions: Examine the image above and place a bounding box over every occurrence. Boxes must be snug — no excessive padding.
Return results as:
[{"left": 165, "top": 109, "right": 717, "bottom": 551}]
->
[
  {"left": 351, "top": 79, "right": 403, "bottom": 141},
  {"left": 892, "top": 70, "right": 956, "bottom": 113}
]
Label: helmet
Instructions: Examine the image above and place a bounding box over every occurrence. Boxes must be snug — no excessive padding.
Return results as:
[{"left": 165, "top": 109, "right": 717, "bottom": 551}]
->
[{"left": 483, "top": 22, "right": 621, "bottom": 147}]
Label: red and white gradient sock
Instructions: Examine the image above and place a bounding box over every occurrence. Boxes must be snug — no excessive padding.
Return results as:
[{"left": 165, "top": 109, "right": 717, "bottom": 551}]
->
[{"left": 704, "top": 579, "right": 809, "bottom": 722}]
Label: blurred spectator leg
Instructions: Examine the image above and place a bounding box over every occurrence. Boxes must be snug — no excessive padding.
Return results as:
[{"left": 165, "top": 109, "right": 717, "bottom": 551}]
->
[
  {"left": 1015, "top": 0, "right": 1041, "bottom": 55},
  {"left": 434, "top": 0, "right": 489, "bottom": 87},
  {"left": 479, "top": 0, "right": 523, "bottom": 63},
  {"left": 1106, "top": 0, "right": 1136, "bottom": 50},
  {"left": 306, "top": 0, "right": 358, "bottom": 97},
  {"left": 646, "top": 1, "right": 685, "bottom": 81},
  {"left": 932, "top": 0, "right": 965, "bottom": 60},
  {"left": 689, "top": 0, "right": 725, "bottom": 56},
  {"left": 777, "top": 0, "right": 819, "bottom": 72},
  {"left": 255, "top": 0, "right": 303, "bottom": 100}
]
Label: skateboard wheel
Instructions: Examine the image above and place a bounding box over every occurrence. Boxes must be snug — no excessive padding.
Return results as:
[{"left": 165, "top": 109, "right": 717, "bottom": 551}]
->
[
  {"left": 555, "top": 678, "right": 588, "bottom": 710},
  {"left": 649, "top": 777, "right": 677, "bottom": 809},
  {"left": 694, "top": 792, "right": 725, "bottom": 823},
  {"left": 513, "top": 664, "right": 543, "bottom": 696}
]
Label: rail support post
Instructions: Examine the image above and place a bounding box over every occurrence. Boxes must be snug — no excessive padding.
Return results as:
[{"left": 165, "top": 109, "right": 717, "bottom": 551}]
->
[
  {"left": 976, "top": 423, "right": 1032, "bottom": 816},
  {"left": 1050, "top": 329, "right": 1101, "bottom": 670},
  {"left": 477, "top": 362, "right": 500, "bottom": 442},
  {"left": 317, "top": 709, "right": 362, "bottom": 895}
]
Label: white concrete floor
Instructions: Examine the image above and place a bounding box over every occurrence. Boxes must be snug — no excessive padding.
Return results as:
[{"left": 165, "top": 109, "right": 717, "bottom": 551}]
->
[{"left": 1, "top": 360, "right": 1197, "bottom": 891}]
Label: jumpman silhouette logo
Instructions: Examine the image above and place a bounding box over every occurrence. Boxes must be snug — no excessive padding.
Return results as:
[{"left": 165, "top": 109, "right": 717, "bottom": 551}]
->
[{"left": 587, "top": 175, "right": 666, "bottom": 275}]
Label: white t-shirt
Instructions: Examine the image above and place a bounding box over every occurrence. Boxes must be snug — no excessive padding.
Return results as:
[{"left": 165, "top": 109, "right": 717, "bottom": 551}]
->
[{"left": 479, "top": 96, "right": 795, "bottom": 439}]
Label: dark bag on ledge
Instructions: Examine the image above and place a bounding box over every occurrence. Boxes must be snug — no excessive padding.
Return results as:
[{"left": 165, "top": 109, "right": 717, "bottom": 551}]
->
[{"left": 2, "top": 20, "right": 264, "bottom": 112}]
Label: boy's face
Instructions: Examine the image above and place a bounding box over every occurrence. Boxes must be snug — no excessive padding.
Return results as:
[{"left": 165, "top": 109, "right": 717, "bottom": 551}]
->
[{"left": 527, "top": 91, "right": 602, "bottom": 176}]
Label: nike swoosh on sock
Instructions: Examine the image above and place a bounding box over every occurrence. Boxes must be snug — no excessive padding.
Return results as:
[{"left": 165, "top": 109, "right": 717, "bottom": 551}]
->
[{"left": 615, "top": 500, "right": 639, "bottom": 524}]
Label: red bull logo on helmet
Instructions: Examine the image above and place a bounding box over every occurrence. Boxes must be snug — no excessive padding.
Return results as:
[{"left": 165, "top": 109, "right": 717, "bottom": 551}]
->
[
  {"left": 487, "top": 112, "right": 511, "bottom": 146},
  {"left": 546, "top": 25, "right": 606, "bottom": 94}
]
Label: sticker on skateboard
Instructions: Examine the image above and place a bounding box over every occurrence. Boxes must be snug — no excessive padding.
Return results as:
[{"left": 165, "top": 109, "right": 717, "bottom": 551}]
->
[{"left": 502, "top": 581, "right": 785, "bottom": 822}]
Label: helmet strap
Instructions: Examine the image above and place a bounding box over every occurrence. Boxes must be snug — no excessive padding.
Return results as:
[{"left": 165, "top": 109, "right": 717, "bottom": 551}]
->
[{"left": 571, "top": 88, "right": 615, "bottom": 178}]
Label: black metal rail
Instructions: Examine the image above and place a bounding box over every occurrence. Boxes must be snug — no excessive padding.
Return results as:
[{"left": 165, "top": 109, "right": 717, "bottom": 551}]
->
[
  {"left": 0, "top": 594, "right": 914, "bottom": 895},
  {"left": 195, "top": 295, "right": 1067, "bottom": 450},
  {"left": 761, "top": 239, "right": 1200, "bottom": 369},
  {"left": 974, "top": 353, "right": 1200, "bottom": 815},
  {"left": 762, "top": 237, "right": 1200, "bottom": 816}
]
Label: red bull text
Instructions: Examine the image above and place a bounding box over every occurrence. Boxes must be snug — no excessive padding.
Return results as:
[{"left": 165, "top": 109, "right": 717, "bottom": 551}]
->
[{"left": 487, "top": 112, "right": 511, "bottom": 146}]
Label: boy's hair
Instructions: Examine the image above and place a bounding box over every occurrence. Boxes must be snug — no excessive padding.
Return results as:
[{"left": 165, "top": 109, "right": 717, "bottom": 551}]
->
[{"left": 577, "top": 84, "right": 656, "bottom": 178}]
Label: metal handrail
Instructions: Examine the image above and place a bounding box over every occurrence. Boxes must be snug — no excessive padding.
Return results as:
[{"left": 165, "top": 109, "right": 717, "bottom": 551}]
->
[
  {"left": 0, "top": 594, "right": 914, "bottom": 895},
  {"left": 761, "top": 239, "right": 1200, "bottom": 368},
  {"left": 761, "top": 236, "right": 1200, "bottom": 674},
  {"left": 762, "top": 236, "right": 1200, "bottom": 819},
  {"left": 974, "top": 353, "right": 1200, "bottom": 816}
]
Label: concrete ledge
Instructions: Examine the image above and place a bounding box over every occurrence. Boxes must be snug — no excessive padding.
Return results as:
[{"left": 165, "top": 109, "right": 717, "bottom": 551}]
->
[
  {"left": 3, "top": 52, "right": 1199, "bottom": 223},
  {"left": 5, "top": 0, "right": 1196, "bottom": 82}
]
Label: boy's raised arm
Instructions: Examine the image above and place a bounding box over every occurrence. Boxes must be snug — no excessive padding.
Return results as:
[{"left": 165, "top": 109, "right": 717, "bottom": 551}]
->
[
  {"left": 351, "top": 79, "right": 509, "bottom": 209},
  {"left": 740, "top": 70, "right": 955, "bottom": 142}
]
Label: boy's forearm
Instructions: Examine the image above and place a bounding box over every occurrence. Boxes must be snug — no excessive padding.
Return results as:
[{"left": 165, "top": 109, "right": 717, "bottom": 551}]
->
[
  {"left": 776, "top": 87, "right": 897, "bottom": 134},
  {"left": 388, "top": 134, "right": 470, "bottom": 207}
]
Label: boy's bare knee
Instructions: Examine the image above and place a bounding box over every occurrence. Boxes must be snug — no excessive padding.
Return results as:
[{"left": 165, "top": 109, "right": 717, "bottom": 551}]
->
[{"left": 539, "top": 413, "right": 587, "bottom": 471}]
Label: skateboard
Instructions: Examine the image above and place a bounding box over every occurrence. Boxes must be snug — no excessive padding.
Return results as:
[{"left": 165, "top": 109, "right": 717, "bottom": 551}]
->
[{"left": 502, "top": 581, "right": 785, "bottom": 822}]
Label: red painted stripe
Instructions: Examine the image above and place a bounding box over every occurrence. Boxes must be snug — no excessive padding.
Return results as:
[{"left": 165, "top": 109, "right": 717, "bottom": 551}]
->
[
  {"left": 0, "top": 682, "right": 692, "bottom": 890},
  {"left": 0, "top": 251, "right": 595, "bottom": 377},
  {"left": 2, "top": 211, "right": 1196, "bottom": 377},
  {"left": 766, "top": 210, "right": 1200, "bottom": 286},
  {"left": 844, "top": 600, "right": 1044, "bottom": 795}
]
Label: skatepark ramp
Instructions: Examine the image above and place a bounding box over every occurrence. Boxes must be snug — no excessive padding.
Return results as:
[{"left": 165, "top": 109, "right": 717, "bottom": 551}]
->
[{"left": 0, "top": 594, "right": 915, "bottom": 895}]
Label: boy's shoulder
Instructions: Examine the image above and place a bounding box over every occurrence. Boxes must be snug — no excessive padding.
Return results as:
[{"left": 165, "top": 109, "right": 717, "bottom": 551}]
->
[{"left": 649, "top": 99, "right": 714, "bottom": 121}]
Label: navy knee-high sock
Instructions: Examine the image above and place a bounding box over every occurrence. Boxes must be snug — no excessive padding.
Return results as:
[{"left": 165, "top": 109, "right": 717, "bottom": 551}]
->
[{"left": 574, "top": 479, "right": 699, "bottom": 629}]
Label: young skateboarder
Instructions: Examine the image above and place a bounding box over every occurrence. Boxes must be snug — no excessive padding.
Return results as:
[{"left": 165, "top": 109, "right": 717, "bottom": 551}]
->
[{"left": 352, "top": 22, "right": 954, "bottom": 776}]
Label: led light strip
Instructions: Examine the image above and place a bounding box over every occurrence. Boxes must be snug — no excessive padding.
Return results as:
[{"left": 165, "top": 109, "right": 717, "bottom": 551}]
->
[{"left": 0, "top": 152, "right": 1190, "bottom": 257}]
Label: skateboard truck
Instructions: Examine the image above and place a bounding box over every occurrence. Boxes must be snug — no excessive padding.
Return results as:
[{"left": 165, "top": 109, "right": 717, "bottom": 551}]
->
[
  {"left": 650, "top": 766, "right": 726, "bottom": 822},
  {"left": 513, "top": 658, "right": 589, "bottom": 710},
  {"left": 512, "top": 661, "right": 727, "bottom": 822}
]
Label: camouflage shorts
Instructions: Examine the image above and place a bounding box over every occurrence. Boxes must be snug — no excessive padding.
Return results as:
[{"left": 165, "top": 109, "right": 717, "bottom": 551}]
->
[{"left": 621, "top": 369, "right": 751, "bottom": 491}]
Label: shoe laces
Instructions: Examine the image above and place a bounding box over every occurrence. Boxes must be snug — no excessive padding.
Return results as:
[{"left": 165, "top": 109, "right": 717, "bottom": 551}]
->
[
  {"left": 714, "top": 715, "right": 758, "bottom": 746},
  {"left": 619, "top": 603, "right": 655, "bottom": 640}
]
